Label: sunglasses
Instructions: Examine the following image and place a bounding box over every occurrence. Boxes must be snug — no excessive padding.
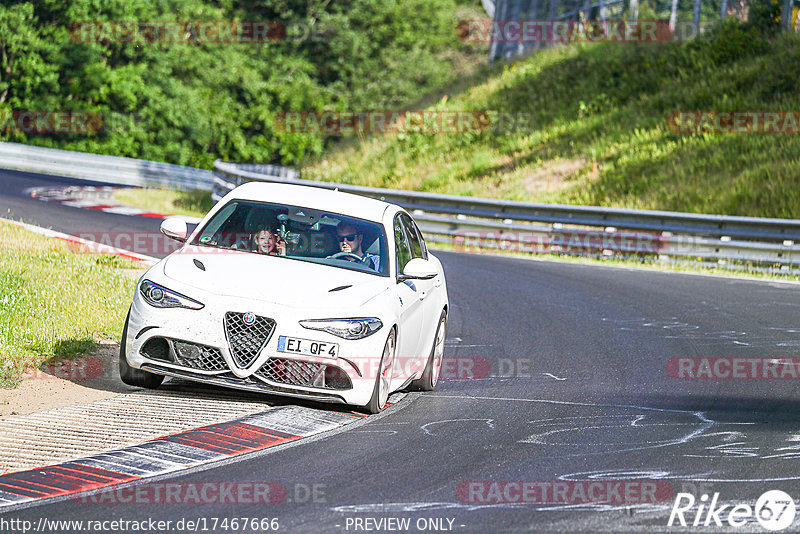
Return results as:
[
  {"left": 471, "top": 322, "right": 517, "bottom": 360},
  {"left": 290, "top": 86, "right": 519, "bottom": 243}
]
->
[{"left": 337, "top": 234, "right": 358, "bottom": 242}]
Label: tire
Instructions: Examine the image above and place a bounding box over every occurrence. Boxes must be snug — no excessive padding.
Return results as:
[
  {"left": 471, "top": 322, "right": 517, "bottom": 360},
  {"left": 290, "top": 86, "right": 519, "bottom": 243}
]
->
[
  {"left": 364, "top": 328, "right": 396, "bottom": 414},
  {"left": 411, "top": 310, "right": 447, "bottom": 392},
  {"left": 119, "top": 309, "right": 164, "bottom": 389}
]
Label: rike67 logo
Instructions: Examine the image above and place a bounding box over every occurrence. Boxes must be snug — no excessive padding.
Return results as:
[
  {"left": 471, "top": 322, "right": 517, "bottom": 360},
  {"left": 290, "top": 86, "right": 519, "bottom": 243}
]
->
[{"left": 668, "top": 490, "right": 796, "bottom": 531}]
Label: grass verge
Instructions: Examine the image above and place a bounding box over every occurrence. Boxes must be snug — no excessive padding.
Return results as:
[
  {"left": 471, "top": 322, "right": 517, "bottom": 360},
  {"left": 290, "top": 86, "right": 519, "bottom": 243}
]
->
[
  {"left": 113, "top": 188, "right": 214, "bottom": 219},
  {"left": 0, "top": 221, "right": 143, "bottom": 387}
]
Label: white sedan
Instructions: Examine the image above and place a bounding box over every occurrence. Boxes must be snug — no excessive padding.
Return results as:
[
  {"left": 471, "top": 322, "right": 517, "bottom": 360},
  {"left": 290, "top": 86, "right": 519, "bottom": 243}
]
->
[{"left": 120, "top": 182, "right": 448, "bottom": 413}]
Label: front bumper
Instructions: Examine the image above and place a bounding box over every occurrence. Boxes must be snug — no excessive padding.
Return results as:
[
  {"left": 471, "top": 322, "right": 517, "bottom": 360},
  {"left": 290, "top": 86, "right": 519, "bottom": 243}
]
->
[
  {"left": 140, "top": 364, "right": 349, "bottom": 404},
  {"left": 125, "top": 287, "right": 386, "bottom": 407}
]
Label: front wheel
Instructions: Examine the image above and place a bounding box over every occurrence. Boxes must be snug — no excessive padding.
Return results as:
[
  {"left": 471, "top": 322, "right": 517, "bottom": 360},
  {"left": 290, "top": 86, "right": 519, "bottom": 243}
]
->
[
  {"left": 411, "top": 310, "right": 447, "bottom": 391},
  {"left": 119, "top": 310, "right": 164, "bottom": 389},
  {"left": 364, "top": 329, "right": 396, "bottom": 414}
]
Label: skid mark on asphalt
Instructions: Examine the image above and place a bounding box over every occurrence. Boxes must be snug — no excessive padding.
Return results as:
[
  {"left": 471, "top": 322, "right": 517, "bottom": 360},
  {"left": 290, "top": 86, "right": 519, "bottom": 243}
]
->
[
  {"left": 440, "top": 336, "right": 585, "bottom": 383},
  {"left": 425, "top": 394, "right": 800, "bottom": 483},
  {"left": 601, "top": 316, "right": 800, "bottom": 349},
  {"left": 519, "top": 413, "right": 717, "bottom": 452},
  {"left": 420, "top": 419, "right": 495, "bottom": 436},
  {"left": 349, "top": 421, "right": 411, "bottom": 435},
  {"left": 542, "top": 372, "right": 567, "bottom": 381}
]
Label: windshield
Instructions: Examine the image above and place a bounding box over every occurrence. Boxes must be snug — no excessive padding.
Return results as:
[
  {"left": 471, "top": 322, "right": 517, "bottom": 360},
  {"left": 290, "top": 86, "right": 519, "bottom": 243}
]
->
[{"left": 190, "top": 200, "right": 388, "bottom": 276}]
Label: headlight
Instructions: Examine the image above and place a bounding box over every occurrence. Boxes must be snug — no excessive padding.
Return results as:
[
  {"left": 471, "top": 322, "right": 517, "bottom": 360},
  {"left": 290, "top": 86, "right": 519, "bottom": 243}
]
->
[
  {"left": 299, "top": 318, "right": 383, "bottom": 340},
  {"left": 139, "top": 280, "right": 204, "bottom": 310}
]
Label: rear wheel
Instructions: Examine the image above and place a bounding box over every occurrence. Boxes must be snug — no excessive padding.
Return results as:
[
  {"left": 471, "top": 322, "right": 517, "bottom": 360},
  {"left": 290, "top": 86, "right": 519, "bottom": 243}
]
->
[
  {"left": 119, "top": 310, "right": 164, "bottom": 389},
  {"left": 412, "top": 310, "right": 447, "bottom": 391},
  {"left": 364, "top": 329, "right": 396, "bottom": 414}
]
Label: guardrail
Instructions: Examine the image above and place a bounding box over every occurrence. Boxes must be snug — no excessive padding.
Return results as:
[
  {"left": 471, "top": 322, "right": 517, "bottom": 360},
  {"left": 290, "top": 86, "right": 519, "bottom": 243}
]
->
[
  {"left": 0, "top": 142, "right": 213, "bottom": 191},
  {"left": 213, "top": 160, "right": 800, "bottom": 273},
  {"left": 212, "top": 162, "right": 300, "bottom": 201},
  {"left": 0, "top": 144, "right": 793, "bottom": 273}
]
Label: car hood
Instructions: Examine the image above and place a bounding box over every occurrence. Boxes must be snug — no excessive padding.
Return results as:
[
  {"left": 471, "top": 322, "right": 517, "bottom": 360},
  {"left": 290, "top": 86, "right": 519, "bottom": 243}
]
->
[{"left": 161, "top": 249, "right": 390, "bottom": 309}]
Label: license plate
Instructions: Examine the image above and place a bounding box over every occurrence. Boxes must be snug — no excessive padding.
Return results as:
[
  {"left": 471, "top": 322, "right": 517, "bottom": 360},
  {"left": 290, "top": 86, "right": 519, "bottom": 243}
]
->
[{"left": 277, "top": 336, "right": 338, "bottom": 358}]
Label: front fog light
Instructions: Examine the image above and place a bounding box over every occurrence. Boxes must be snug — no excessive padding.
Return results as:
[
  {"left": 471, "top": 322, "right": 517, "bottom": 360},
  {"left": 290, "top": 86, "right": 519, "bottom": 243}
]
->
[{"left": 174, "top": 341, "right": 202, "bottom": 360}]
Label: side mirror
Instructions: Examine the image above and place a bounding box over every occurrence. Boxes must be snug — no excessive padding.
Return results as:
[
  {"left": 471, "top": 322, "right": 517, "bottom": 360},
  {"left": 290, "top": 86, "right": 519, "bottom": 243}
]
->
[
  {"left": 160, "top": 217, "right": 188, "bottom": 243},
  {"left": 399, "top": 258, "right": 437, "bottom": 281}
]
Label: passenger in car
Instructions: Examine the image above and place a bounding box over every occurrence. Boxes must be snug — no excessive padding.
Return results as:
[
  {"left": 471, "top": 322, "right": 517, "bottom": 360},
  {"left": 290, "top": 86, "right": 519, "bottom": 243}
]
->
[
  {"left": 336, "top": 222, "right": 380, "bottom": 271},
  {"left": 254, "top": 228, "right": 286, "bottom": 256}
]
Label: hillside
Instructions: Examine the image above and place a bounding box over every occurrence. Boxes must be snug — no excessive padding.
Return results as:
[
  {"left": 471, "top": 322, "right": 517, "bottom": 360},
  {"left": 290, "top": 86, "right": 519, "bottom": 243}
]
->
[{"left": 305, "top": 21, "right": 800, "bottom": 219}]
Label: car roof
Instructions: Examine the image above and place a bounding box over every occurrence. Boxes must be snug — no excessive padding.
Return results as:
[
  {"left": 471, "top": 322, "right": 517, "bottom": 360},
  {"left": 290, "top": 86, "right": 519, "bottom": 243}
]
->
[{"left": 224, "top": 182, "right": 395, "bottom": 223}]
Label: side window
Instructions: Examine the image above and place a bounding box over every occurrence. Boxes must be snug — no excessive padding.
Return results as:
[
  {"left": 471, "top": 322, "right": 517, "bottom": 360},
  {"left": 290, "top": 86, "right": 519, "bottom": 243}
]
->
[
  {"left": 414, "top": 220, "right": 428, "bottom": 259},
  {"left": 400, "top": 214, "right": 427, "bottom": 260},
  {"left": 195, "top": 201, "right": 238, "bottom": 243},
  {"left": 394, "top": 217, "right": 412, "bottom": 275},
  {"left": 417, "top": 222, "right": 428, "bottom": 259}
]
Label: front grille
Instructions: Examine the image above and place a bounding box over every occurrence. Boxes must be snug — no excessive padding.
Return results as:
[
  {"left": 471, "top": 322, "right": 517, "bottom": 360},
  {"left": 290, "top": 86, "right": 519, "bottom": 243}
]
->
[
  {"left": 224, "top": 312, "right": 276, "bottom": 368},
  {"left": 255, "top": 358, "right": 352, "bottom": 390},
  {"left": 172, "top": 341, "right": 227, "bottom": 371}
]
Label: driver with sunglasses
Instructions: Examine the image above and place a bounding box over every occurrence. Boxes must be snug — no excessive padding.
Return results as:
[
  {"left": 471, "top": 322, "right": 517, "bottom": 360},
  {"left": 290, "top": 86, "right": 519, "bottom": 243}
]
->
[{"left": 335, "top": 222, "right": 381, "bottom": 272}]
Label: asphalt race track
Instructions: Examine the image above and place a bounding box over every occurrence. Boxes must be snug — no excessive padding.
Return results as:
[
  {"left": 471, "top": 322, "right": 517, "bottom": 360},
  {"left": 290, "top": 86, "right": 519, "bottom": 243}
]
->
[
  {"left": 0, "top": 169, "right": 164, "bottom": 240},
  {"left": 3, "top": 170, "right": 800, "bottom": 533}
]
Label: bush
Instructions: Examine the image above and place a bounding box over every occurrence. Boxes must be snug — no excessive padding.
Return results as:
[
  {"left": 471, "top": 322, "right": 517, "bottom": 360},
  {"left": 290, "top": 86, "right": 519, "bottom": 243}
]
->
[{"left": 745, "top": 0, "right": 783, "bottom": 35}]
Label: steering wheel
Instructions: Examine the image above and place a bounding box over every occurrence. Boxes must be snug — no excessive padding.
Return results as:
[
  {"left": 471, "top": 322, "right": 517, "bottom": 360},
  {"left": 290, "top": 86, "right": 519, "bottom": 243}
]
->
[{"left": 328, "top": 252, "right": 363, "bottom": 262}]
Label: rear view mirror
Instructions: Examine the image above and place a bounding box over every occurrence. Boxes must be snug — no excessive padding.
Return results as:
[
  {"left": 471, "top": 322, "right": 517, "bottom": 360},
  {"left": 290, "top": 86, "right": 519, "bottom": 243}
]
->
[
  {"left": 399, "top": 258, "right": 437, "bottom": 281},
  {"left": 160, "top": 217, "right": 188, "bottom": 243}
]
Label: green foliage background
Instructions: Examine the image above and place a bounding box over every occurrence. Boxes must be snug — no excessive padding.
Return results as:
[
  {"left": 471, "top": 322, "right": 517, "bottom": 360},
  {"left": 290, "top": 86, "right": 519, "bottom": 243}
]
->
[{"left": 0, "top": 0, "right": 484, "bottom": 168}]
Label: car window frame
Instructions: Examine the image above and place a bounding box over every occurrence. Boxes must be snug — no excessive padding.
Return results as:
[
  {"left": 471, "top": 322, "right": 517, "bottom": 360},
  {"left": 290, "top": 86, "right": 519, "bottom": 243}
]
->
[
  {"left": 393, "top": 213, "right": 413, "bottom": 279},
  {"left": 191, "top": 199, "right": 390, "bottom": 277},
  {"left": 399, "top": 213, "right": 428, "bottom": 261}
]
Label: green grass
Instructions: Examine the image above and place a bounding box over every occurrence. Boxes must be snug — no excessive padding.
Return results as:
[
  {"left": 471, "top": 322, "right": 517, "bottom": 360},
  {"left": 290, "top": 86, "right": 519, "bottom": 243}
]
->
[
  {"left": 113, "top": 188, "right": 215, "bottom": 219},
  {"left": 0, "top": 222, "right": 142, "bottom": 387},
  {"left": 304, "top": 23, "right": 800, "bottom": 219}
]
